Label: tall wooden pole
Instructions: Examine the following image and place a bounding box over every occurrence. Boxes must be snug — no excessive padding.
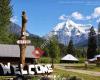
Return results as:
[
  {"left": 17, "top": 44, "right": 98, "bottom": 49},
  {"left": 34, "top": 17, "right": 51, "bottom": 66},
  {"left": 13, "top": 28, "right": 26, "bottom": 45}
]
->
[{"left": 20, "top": 11, "right": 27, "bottom": 65}]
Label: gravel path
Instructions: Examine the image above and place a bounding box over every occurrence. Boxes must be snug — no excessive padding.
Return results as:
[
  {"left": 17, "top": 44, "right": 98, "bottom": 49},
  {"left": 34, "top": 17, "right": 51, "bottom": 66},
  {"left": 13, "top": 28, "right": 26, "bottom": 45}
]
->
[{"left": 55, "top": 65, "right": 100, "bottom": 77}]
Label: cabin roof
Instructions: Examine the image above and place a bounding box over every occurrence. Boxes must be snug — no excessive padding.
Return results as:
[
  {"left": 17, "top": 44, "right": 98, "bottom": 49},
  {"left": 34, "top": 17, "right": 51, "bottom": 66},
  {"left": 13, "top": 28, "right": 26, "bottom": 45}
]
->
[{"left": 0, "top": 44, "right": 34, "bottom": 58}]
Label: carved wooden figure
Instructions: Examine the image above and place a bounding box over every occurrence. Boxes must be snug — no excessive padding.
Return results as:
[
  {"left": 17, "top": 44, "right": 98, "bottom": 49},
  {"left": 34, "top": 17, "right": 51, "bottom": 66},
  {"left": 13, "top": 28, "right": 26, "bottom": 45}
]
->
[{"left": 19, "top": 11, "right": 27, "bottom": 65}]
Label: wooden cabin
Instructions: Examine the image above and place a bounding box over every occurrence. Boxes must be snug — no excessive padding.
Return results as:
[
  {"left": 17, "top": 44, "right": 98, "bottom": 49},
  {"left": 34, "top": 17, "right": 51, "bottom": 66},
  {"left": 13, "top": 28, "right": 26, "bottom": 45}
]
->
[{"left": 0, "top": 44, "right": 35, "bottom": 64}]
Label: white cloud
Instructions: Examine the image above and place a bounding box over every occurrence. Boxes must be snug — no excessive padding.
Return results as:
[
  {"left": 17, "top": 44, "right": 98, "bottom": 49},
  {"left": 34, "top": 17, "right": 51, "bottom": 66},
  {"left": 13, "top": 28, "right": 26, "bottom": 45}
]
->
[
  {"left": 86, "top": 16, "right": 92, "bottom": 20},
  {"left": 92, "top": 7, "right": 100, "bottom": 18},
  {"left": 10, "top": 16, "right": 18, "bottom": 23},
  {"left": 59, "top": 7, "right": 100, "bottom": 22},
  {"left": 96, "top": 18, "right": 100, "bottom": 23},
  {"left": 59, "top": 14, "right": 68, "bottom": 20},
  {"left": 71, "top": 12, "right": 84, "bottom": 20},
  {"left": 59, "top": 14, "right": 65, "bottom": 20}
]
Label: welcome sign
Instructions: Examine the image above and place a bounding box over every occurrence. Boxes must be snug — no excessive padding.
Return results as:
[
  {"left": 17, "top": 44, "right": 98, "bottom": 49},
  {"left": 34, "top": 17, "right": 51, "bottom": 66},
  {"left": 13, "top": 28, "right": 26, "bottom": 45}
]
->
[{"left": 0, "top": 63, "right": 53, "bottom": 76}]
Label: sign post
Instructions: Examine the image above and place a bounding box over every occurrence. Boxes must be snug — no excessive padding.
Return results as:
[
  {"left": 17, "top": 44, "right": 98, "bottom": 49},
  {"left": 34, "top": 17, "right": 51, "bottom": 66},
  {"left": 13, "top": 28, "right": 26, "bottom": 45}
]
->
[
  {"left": 17, "top": 11, "right": 30, "bottom": 66},
  {"left": 20, "top": 11, "right": 27, "bottom": 66}
]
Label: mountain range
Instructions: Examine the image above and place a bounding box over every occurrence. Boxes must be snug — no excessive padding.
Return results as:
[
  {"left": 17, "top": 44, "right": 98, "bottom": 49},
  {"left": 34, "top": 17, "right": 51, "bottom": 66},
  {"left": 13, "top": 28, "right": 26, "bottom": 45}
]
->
[
  {"left": 45, "top": 19, "right": 97, "bottom": 47},
  {"left": 9, "top": 22, "right": 41, "bottom": 38},
  {"left": 8, "top": 22, "right": 44, "bottom": 47},
  {"left": 9, "top": 20, "right": 97, "bottom": 47}
]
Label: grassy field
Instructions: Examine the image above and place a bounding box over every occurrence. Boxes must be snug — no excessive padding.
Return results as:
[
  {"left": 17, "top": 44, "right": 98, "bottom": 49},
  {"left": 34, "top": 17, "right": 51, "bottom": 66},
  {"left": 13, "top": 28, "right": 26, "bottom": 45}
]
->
[
  {"left": 54, "top": 68, "right": 100, "bottom": 80},
  {"left": 0, "top": 76, "right": 15, "bottom": 80},
  {"left": 57, "top": 63, "right": 100, "bottom": 72}
]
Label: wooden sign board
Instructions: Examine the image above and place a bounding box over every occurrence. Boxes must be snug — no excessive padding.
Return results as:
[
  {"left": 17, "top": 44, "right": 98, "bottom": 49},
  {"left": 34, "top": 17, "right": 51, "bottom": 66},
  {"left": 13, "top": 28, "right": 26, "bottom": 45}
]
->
[
  {"left": 23, "top": 32, "right": 29, "bottom": 36},
  {"left": 17, "top": 40, "right": 31, "bottom": 44},
  {"left": 0, "top": 63, "right": 53, "bottom": 75}
]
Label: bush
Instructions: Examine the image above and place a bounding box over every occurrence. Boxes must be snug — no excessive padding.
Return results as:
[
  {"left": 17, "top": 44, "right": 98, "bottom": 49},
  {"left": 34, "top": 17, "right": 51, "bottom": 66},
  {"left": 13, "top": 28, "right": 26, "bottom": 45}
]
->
[
  {"left": 38, "top": 57, "right": 51, "bottom": 63},
  {"left": 40, "top": 76, "right": 51, "bottom": 80},
  {"left": 78, "top": 58, "right": 85, "bottom": 63},
  {"left": 39, "top": 57, "right": 61, "bottom": 63},
  {"left": 54, "top": 57, "right": 61, "bottom": 63}
]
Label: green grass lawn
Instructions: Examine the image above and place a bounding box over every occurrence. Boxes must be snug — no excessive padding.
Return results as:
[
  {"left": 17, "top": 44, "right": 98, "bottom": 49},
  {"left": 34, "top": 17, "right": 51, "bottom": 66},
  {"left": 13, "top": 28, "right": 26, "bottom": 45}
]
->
[
  {"left": 54, "top": 68, "right": 100, "bottom": 80},
  {"left": 0, "top": 76, "right": 15, "bottom": 80},
  {"left": 58, "top": 63, "right": 100, "bottom": 72}
]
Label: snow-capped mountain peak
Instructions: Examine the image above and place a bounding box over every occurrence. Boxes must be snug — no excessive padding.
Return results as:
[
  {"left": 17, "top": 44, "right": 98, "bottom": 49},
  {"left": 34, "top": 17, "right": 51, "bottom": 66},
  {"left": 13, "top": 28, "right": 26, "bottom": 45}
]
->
[
  {"left": 53, "top": 19, "right": 91, "bottom": 35},
  {"left": 46, "top": 19, "right": 93, "bottom": 45}
]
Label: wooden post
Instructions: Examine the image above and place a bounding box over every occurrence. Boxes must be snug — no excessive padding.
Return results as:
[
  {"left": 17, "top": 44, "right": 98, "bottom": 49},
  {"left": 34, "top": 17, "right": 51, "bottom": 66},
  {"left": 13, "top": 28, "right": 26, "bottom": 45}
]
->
[{"left": 19, "top": 11, "right": 27, "bottom": 65}]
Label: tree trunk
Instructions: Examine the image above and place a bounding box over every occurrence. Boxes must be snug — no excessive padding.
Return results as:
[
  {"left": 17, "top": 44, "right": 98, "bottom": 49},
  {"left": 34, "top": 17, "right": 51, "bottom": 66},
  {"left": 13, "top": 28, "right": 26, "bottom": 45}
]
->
[{"left": 51, "top": 58, "right": 54, "bottom": 68}]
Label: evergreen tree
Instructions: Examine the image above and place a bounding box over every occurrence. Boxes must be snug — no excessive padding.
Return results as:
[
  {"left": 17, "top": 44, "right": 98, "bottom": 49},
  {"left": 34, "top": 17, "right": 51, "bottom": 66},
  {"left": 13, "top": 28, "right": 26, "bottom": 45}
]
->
[
  {"left": 87, "top": 26, "right": 97, "bottom": 59},
  {"left": 0, "top": 0, "right": 12, "bottom": 43},
  {"left": 82, "top": 48, "right": 87, "bottom": 58},
  {"left": 49, "top": 37, "right": 60, "bottom": 68},
  {"left": 75, "top": 49, "right": 82, "bottom": 58},
  {"left": 98, "top": 22, "right": 100, "bottom": 52},
  {"left": 59, "top": 43, "right": 67, "bottom": 56},
  {"left": 67, "top": 39, "right": 75, "bottom": 56}
]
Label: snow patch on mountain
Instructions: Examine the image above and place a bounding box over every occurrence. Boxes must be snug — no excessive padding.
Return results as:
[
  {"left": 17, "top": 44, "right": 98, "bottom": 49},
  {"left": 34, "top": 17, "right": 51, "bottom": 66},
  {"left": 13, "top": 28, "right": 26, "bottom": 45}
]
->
[{"left": 45, "top": 19, "right": 94, "bottom": 45}]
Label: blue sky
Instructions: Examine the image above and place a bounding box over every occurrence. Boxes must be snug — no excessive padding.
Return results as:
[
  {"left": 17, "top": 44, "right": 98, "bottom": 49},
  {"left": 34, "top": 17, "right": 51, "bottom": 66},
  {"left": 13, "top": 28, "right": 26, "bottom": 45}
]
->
[{"left": 11, "top": 0, "right": 100, "bottom": 36}]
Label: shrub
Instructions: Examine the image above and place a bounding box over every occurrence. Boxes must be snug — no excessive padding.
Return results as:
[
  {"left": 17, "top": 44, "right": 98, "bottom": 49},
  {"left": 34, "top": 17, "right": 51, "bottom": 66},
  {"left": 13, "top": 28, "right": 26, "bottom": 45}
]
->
[
  {"left": 38, "top": 57, "right": 61, "bottom": 63},
  {"left": 40, "top": 76, "right": 51, "bottom": 80},
  {"left": 38, "top": 57, "right": 51, "bottom": 63},
  {"left": 78, "top": 58, "right": 85, "bottom": 63}
]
